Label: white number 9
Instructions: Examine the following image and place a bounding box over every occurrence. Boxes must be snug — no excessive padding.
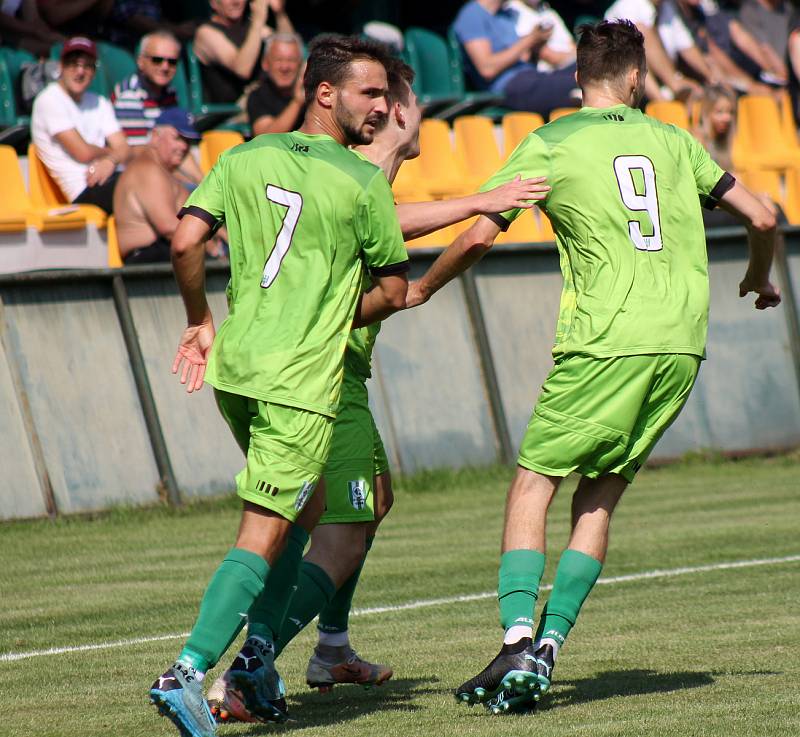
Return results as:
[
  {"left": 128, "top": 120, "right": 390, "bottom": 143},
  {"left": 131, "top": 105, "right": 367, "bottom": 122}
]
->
[{"left": 613, "top": 155, "right": 663, "bottom": 252}]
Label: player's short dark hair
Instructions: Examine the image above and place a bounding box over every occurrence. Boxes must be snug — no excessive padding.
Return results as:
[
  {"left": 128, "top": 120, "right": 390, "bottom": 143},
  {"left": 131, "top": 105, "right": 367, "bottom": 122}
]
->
[
  {"left": 303, "top": 34, "right": 395, "bottom": 105},
  {"left": 385, "top": 57, "right": 415, "bottom": 107},
  {"left": 576, "top": 20, "right": 645, "bottom": 88}
]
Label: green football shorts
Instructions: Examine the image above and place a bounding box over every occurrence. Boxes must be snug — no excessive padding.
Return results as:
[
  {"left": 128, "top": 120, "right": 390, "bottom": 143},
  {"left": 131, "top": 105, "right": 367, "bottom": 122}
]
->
[
  {"left": 214, "top": 389, "right": 333, "bottom": 522},
  {"left": 517, "top": 353, "right": 700, "bottom": 482},
  {"left": 319, "top": 369, "right": 389, "bottom": 525}
]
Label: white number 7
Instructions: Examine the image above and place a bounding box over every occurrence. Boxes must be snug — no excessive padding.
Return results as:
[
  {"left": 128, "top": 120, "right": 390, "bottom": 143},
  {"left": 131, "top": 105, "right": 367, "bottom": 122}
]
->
[
  {"left": 262, "top": 184, "right": 303, "bottom": 288},
  {"left": 613, "top": 155, "right": 663, "bottom": 252}
]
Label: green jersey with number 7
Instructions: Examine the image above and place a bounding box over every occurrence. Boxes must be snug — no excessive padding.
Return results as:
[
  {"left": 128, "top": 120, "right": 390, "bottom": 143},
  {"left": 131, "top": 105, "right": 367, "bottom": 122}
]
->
[
  {"left": 481, "top": 105, "right": 732, "bottom": 360},
  {"left": 180, "top": 131, "right": 408, "bottom": 417}
]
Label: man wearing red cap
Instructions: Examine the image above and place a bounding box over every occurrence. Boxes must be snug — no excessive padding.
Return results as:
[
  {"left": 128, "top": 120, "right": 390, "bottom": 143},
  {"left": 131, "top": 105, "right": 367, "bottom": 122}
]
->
[{"left": 31, "top": 36, "right": 131, "bottom": 213}]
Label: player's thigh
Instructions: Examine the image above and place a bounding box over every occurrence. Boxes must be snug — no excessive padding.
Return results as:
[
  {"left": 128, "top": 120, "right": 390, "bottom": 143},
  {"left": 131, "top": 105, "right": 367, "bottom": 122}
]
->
[
  {"left": 371, "top": 413, "right": 393, "bottom": 524},
  {"left": 517, "top": 354, "right": 661, "bottom": 478},
  {"left": 234, "top": 398, "right": 333, "bottom": 523},
  {"left": 319, "top": 378, "right": 376, "bottom": 525},
  {"left": 609, "top": 353, "right": 700, "bottom": 481}
]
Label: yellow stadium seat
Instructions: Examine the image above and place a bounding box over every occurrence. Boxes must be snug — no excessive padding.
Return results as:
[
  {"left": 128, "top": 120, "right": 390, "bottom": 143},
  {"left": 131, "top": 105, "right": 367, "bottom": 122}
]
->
[
  {"left": 502, "top": 112, "right": 544, "bottom": 157},
  {"left": 199, "top": 130, "right": 244, "bottom": 173},
  {"left": 27, "top": 144, "right": 107, "bottom": 228},
  {"left": 538, "top": 210, "right": 555, "bottom": 240},
  {"left": 418, "top": 119, "right": 476, "bottom": 197},
  {"left": 453, "top": 115, "right": 502, "bottom": 181},
  {"left": 689, "top": 98, "right": 702, "bottom": 130},
  {"left": 106, "top": 215, "right": 123, "bottom": 267},
  {"left": 549, "top": 107, "right": 579, "bottom": 122},
  {"left": 405, "top": 224, "right": 456, "bottom": 248},
  {"left": 0, "top": 145, "right": 87, "bottom": 232},
  {"left": 392, "top": 157, "right": 432, "bottom": 202},
  {"left": 735, "top": 95, "right": 800, "bottom": 172},
  {"left": 495, "top": 208, "right": 541, "bottom": 244},
  {"left": 784, "top": 167, "right": 800, "bottom": 224},
  {"left": 779, "top": 90, "right": 799, "bottom": 151},
  {"left": 645, "top": 100, "right": 689, "bottom": 129},
  {"left": 740, "top": 169, "right": 783, "bottom": 211}
]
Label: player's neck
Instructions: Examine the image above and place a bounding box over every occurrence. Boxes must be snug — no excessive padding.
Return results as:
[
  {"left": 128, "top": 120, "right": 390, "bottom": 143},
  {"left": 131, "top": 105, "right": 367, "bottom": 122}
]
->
[
  {"left": 581, "top": 87, "right": 630, "bottom": 109},
  {"left": 356, "top": 137, "right": 406, "bottom": 184},
  {"left": 298, "top": 109, "right": 348, "bottom": 145}
]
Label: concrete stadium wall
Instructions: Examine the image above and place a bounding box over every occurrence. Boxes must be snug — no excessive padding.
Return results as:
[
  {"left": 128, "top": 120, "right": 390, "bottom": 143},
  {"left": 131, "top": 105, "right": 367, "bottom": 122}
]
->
[{"left": 1, "top": 227, "right": 799, "bottom": 520}]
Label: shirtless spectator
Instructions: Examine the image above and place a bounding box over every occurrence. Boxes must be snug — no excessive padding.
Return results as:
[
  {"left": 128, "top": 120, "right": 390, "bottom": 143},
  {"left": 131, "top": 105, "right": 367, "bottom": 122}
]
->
[
  {"left": 31, "top": 37, "right": 131, "bottom": 213},
  {"left": 37, "top": 0, "right": 113, "bottom": 38},
  {"left": 0, "top": 0, "right": 64, "bottom": 57},
  {"left": 194, "top": 0, "right": 295, "bottom": 105},
  {"left": 247, "top": 32, "right": 305, "bottom": 135},
  {"left": 113, "top": 108, "right": 202, "bottom": 264},
  {"left": 112, "top": 30, "right": 203, "bottom": 183}
]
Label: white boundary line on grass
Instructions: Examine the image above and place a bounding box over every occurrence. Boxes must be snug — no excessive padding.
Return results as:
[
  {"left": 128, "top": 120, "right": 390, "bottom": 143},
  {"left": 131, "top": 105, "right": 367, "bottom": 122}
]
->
[{"left": 1, "top": 553, "right": 798, "bottom": 664}]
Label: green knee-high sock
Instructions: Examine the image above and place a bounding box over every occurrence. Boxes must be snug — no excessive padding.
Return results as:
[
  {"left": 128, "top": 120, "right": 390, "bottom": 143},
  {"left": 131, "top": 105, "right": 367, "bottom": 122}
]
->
[
  {"left": 274, "top": 561, "right": 336, "bottom": 657},
  {"left": 498, "top": 549, "right": 546, "bottom": 631},
  {"left": 180, "top": 548, "right": 269, "bottom": 672},
  {"left": 247, "top": 525, "right": 309, "bottom": 642},
  {"left": 540, "top": 549, "right": 603, "bottom": 648},
  {"left": 317, "top": 535, "right": 374, "bottom": 634}
]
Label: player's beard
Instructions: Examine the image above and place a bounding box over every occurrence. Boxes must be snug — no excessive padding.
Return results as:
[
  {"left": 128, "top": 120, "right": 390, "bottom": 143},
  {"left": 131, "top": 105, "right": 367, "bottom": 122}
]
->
[{"left": 335, "top": 102, "right": 385, "bottom": 146}]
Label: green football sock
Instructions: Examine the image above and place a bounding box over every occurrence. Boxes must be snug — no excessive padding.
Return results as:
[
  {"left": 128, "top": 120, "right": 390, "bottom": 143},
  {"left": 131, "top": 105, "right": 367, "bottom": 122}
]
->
[
  {"left": 180, "top": 547, "right": 269, "bottom": 672},
  {"left": 540, "top": 549, "right": 603, "bottom": 647},
  {"left": 317, "top": 535, "right": 374, "bottom": 634},
  {"left": 498, "top": 549, "right": 546, "bottom": 631},
  {"left": 247, "top": 524, "right": 309, "bottom": 642},
  {"left": 274, "top": 561, "right": 336, "bottom": 657}
]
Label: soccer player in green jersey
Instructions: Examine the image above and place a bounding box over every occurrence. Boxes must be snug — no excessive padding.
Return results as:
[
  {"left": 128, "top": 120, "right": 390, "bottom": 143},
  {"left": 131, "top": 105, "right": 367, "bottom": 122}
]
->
[
  {"left": 149, "top": 36, "right": 411, "bottom": 737},
  {"left": 206, "top": 58, "right": 550, "bottom": 722},
  {"left": 406, "top": 20, "right": 781, "bottom": 714}
]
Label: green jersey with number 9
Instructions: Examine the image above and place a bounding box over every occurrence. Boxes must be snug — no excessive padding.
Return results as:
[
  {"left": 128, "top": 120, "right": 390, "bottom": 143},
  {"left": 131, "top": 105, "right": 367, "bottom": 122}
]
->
[
  {"left": 180, "top": 132, "right": 409, "bottom": 417},
  {"left": 482, "top": 104, "right": 732, "bottom": 360}
]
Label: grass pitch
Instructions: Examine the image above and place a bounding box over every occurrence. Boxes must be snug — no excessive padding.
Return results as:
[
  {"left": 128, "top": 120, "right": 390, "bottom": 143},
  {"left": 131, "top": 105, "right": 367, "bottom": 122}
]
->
[{"left": 1, "top": 454, "right": 799, "bottom": 737}]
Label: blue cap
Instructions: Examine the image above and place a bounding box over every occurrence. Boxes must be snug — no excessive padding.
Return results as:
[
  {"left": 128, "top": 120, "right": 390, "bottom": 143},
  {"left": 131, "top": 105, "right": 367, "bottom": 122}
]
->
[{"left": 154, "top": 108, "right": 201, "bottom": 141}]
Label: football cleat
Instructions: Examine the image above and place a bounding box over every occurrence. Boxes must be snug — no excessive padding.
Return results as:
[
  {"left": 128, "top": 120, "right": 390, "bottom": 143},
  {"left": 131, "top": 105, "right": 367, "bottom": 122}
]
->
[
  {"left": 530, "top": 642, "right": 556, "bottom": 694},
  {"left": 306, "top": 644, "right": 393, "bottom": 693},
  {"left": 207, "top": 637, "right": 288, "bottom": 724},
  {"left": 485, "top": 688, "right": 539, "bottom": 715},
  {"left": 149, "top": 662, "right": 216, "bottom": 737},
  {"left": 454, "top": 638, "right": 542, "bottom": 706}
]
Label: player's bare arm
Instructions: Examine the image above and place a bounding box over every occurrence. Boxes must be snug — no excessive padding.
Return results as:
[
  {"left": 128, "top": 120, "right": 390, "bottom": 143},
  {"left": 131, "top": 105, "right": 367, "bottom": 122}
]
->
[
  {"left": 352, "top": 273, "right": 408, "bottom": 328},
  {"left": 171, "top": 213, "right": 216, "bottom": 393},
  {"left": 405, "top": 216, "right": 501, "bottom": 308},
  {"left": 718, "top": 181, "right": 781, "bottom": 310},
  {"left": 397, "top": 175, "right": 549, "bottom": 240}
]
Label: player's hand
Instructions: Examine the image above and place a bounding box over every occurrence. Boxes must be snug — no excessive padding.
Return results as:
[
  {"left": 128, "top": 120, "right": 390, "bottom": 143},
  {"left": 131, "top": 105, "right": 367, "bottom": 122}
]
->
[
  {"left": 405, "top": 280, "right": 430, "bottom": 309},
  {"left": 739, "top": 277, "right": 781, "bottom": 310},
  {"left": 172, "top": 320, "right": 216, "bottom": 393},
  {"left": 479, "top": 175, "right": 549, "bottom": 214}
]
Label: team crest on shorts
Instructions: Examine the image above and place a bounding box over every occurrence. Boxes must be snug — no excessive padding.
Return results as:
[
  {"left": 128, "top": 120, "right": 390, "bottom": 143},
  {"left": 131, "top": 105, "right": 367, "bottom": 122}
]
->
[
  {"left": 348, "top": 480, "right": 367, "bottom": 510},
  {"left": 294, "top": 480, "right": 315, "bottom": 511}
]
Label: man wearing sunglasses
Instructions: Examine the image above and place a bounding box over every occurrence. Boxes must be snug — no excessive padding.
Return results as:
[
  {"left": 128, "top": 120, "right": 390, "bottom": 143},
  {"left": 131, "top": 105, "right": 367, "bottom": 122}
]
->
[{"left": 113, "top": 30, "right": 203, "bottom": 184}]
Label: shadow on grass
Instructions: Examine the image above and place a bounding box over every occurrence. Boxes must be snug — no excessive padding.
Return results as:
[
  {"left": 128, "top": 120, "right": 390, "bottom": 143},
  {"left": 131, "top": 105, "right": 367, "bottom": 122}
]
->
[
  {"left": 232, "top": 677, "right": 441, "bottom": 734},
  {"left": 545, "top": 669, "right": 715, "bottom": 709}
]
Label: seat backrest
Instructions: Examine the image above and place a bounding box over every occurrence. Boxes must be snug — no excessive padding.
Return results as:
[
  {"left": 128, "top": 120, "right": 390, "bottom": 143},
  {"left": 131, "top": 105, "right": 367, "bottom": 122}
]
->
[
  {"left": 27, "top": 143, "right": 69, "bottom": 206},
  {"left": 98, "top": 42, "right": 137, "bottom": 97},
  {"left": 106, "top": 214, "right": 123, "bottom": 267},
  {"left": 740, "top": 169, "right": 782, "bottom": 205},
  {"left": 645, "top": 100, "right": 689, "bottom": 130},
  {"left": 392, "top": 156, "right": 429, "bottom": 201},
  {"left": 453, "top": 115, "right": 502, "bottom": 181},
  {"left": 549, "top": 107, "right": 579, "bottom": 121},
  {"left": 779, "top": 90, "right": 798, "bottom": 150},
  {"left": 502, "top": 112, "right": 544, "bottom": 157},
  {"left": 0, "top": 47, "right": 36, "bottom": 123},
  {"left": 404, "top": 27, "right": 458, "bottom": 99},
  {"left": 737, "top": 95, "right": 782, "bottom": 153},
  {"left": 184, "top": 40, "right": 205, "bottom": 116},
  {"left": 0, "top": 54, "right": 15, "bottom": 127},
  {"left": 199, "top": 130, "right": 244, "bottom": 172},
  {"left": 784, "top": 167, "right": 800, "bottom": 224},
  {"left": 0, "top": 144, "right": 32, "bottom": 211}
]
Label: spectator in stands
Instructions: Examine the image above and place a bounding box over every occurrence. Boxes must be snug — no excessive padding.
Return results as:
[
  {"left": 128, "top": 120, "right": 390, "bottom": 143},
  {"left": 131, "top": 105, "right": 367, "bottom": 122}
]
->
[
  {"left": 112, "top": 30, "right": 203, "bottom": 184},
  {"left": 0, "top": 0, "right": 64, "bottom": 57},
  {"left": 453, "top": 0, "right": 579, "bottom": 116},
  {"left": 247, "top": 32, "right": 305, "bottom": 135},
  {"left": 737, "top": 0, "right": 791, "bottom": 80},
  {"left": 31, "top": 37, "right": 131, "bottom": 213},
  {"left": 37, "top": 0, "right": 112, "bottom": 39},
  {"left": 107, "top": 0, "right": 199, "bottom": 51},
  {"left": 693, "top": 83, "right": 736, "bottom": 172},
  {"left": 194, "top": 0, "right": 295, "bottom": 105},
  {"left": 507, "top": 0, "right": 576, "bottom": 71},
  {"left": 789, "top": 9, "right": 800, "bottom": 125},
  {"left": 113, "top": 108, "right": 206, "bottom": 263}
]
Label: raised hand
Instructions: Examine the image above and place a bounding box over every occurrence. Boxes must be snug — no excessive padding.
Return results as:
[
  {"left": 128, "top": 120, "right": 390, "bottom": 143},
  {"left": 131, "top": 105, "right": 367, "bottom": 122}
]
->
[
  {"left": 478, "top": 175, "right": 550, "bottom": 214},
  {"left": 172, "top": 320, "right": 216, "bottom": 393}
]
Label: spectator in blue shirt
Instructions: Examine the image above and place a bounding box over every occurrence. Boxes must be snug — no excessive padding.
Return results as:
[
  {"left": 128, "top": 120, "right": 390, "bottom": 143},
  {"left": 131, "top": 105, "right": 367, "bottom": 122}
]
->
[{"left": 453, "top": 0, "right": 578, "bottom": 115}]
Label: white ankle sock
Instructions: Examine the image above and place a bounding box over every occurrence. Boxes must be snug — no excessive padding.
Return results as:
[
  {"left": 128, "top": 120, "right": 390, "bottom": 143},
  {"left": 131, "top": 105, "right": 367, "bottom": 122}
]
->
[
  {"left": 503, "top": 625, "right": 533, "bottom": 645},
  {"left": 318, "top": 630, "right": 350, "bottom": 648}
]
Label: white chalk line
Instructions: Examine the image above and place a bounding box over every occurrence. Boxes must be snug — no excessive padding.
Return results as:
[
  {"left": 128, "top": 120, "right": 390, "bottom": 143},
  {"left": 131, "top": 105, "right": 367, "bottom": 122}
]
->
[{"left": 1, "top": 553, "right": 798, "bottom": 664}]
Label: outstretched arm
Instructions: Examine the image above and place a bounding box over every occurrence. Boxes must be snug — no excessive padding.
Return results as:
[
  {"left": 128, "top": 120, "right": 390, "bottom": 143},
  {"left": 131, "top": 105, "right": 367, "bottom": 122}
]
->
[
  {"left": 718, "top": 180, "right": 781, "bottom": 309},
  {"left": 171, "top": 213, "right": 216, "bottom": 392},
  {"left": 406, "top": 215, "right": 501, "bottom": 308},
  {"left": 396, "top": 175, "right": 549, "bottom": 240}
]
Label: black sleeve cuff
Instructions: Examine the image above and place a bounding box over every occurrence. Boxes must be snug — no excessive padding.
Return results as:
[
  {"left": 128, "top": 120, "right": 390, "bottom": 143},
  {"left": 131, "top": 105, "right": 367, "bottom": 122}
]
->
[
  {"left": 702, "top": 172, "right": 736, "bottom": 211},
  {"left": 370, "top": 260, "right": 410, "bottom": 277},
  {"left": 485, "top": 211, "right": 511, "bottom": 232},
  {"left": 178, "top": 205, "right": 220, "bottom": 228}
]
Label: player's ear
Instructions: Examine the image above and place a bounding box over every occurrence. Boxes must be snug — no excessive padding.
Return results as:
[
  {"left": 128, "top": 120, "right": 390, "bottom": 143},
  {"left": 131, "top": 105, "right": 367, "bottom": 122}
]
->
[
  {"left": 394, "top": 102, "right": 405, "bottom": 128},
  {"left": 316, "top": 81, "right": 335, "bottom": 110}
]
